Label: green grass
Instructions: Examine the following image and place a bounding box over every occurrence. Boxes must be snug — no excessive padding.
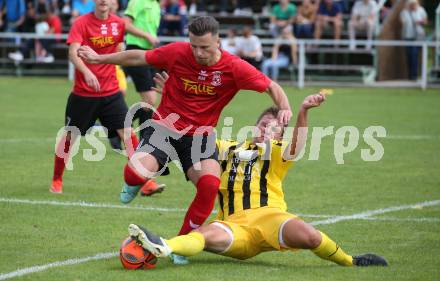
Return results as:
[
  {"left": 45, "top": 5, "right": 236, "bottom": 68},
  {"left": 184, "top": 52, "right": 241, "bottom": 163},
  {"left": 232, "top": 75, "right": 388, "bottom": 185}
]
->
[{"left": 0, "top": 77, "right": 439, "bottom": 280}]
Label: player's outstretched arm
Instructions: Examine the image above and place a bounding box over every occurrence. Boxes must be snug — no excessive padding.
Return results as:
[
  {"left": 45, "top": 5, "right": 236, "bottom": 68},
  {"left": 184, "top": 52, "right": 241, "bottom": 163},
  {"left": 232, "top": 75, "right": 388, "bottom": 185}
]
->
[
  {"left": 123, "top": 16, "right": 160, "bottom": 46},
  {"left": 286, "top": 93, "right": 326, "bottom": 159},
  {"left": 265, "top": 81, "right": 292, "bottom": 125},
  {"left": 78, "top": 45, "right": 147, "bottom": 66}
]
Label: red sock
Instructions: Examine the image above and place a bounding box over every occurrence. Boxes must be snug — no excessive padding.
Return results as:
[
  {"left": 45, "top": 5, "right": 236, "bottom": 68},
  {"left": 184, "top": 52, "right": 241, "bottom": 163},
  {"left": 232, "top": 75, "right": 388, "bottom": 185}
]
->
[
  {"left": 124, "top": 131, "right": 139, "bottom": 159},
  {"left": 124, "top": 164, "right": 147, "bottom": 186},
  {"left": 178, "top": 175, "right": 220, "bottom": 235},
  {"left": 53, "top": 137, "right": 71, "bottom": 181}
]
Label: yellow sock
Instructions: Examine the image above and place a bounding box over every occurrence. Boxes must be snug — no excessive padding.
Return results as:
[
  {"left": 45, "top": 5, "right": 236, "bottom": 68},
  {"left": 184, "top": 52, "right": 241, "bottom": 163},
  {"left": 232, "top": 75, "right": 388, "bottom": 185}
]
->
[
  {"left": 165, "top": 231, "right": 205, "bottom": 257},
  {"left": 311, "top": 231, "right": 353, "bottom": 266}
]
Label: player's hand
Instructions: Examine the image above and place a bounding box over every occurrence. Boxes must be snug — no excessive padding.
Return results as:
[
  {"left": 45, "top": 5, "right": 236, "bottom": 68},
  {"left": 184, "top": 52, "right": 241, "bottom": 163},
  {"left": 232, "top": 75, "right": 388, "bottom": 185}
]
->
[
  {"left": 78, "top": 46, "right": 101, "bottom": 64},
  {"left": 83, "top": 70, "right": 100, "bottom": 92},
  {"left": 277, "top": 109, "right": 292, "bottom": 125},
  {"left": 151, "top": 71, "right": 169, "bottom": 94},
  {"left": 301, "top": 93, "right": 326, "bottom": 110},
  {"left": 145, "top": 33, "right": 160, "bottom": 47}
]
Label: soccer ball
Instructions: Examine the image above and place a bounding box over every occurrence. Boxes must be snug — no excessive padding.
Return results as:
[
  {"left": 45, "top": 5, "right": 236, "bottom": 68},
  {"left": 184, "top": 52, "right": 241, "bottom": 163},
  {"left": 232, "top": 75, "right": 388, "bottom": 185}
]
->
[{"left": 119, "top": 236, "right": 157, "bottom": 269}]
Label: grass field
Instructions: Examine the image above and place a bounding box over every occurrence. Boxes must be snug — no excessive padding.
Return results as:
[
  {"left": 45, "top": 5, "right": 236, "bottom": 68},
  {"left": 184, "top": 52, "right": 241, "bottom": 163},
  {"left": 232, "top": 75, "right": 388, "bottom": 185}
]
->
[{"left": 0, "top": 77, "right": 439, "bottom": 281}]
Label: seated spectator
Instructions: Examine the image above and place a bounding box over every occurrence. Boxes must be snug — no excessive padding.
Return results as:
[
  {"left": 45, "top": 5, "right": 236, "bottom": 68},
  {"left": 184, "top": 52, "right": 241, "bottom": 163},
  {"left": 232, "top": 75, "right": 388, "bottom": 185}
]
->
[
  {"left": 269, "top": 0, "right": 296, "bottom": 37},
  {"left": 348, "top": 0, "right": 377, "bottom": 50},
  {"left": 233, "top": 0, "right": 254, "bottom": 16},
  {"left": 314, "top": 0, "right": 342, "bottom": 41},
  {"left": 158, "top": 0, "right": 187, "bottom": 36},
  {"left": 400, "top": 0, "right": 427, "bottom": 80},
  {"left": 295, "top": 0, "right": 317, "bottom": 39},
  {"left": 8, "top": 6, "right": 57, "bottom": 63},
  {"left": 0, "top": 0, "right": 26, "bottom": 34},
  {"left": 221, "top": 28, "right": 238, "bottom": 55},
  {"left": 61, "top": 0, "right": 72, "bottom": 15},
  {"left": 188, "top": 0, "right": 206, "bottom": 16},
  {"left": 71, "top": 0, "right": 95, "bottom": 23},
  {"left": 46, "top": 5, "right": 62, "bottom": 42},
  {"left": 261, "top": 26, "right": 297, "bottom": 81},
  {"left": 236, "top": 26, "right": 263, "bottom": 69}
]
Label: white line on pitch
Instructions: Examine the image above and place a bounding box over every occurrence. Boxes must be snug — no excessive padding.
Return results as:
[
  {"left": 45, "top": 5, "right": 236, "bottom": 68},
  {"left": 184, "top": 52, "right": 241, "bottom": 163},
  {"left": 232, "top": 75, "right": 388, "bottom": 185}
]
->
[
  {"left": 0, "top": 197, "right": 187, "bottom": 213},
  {"left": 311, "top": 200, "right": 440, "bottom": 226},
  {"left": 359, "top": 216, "right": 440, "bottom": 222},
  {"left": 0, "top": 199, "right": 439, "bottom": 280},
  {"left": 386, "top": 135, "right": 440, "bottom": 140},
  {"left": 0, "top": 252, "right": 117, "bottom": 281},
  {"left": 0, "top": 197, "right": 335, "bottom": 218}
]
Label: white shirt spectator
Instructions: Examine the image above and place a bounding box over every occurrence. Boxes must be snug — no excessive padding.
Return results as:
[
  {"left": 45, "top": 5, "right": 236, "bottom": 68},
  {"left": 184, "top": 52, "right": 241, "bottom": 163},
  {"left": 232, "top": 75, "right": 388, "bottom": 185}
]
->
[
  {"left": 236, "top": 35, "right": 263, "bottom": 61},
  {"left": 221, "top": 37, "right": 238, "bottom": 55},
  {"left": 352, "top": 0, "right": 377, "bottom": 20},
  {"left": 400, "top": 4, "right": 427, "bottom": 40}
]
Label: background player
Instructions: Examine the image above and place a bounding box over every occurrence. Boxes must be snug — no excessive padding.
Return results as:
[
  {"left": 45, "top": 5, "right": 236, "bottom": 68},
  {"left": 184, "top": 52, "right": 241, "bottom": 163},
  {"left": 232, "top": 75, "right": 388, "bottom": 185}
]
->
[
  {"left": 127, "top": 92, "right": 388, "bottom": 267},
  {"left": 78, "top": 16, "right": 292, "bottom": 264},
  {"left": 50, "top": 0, "right": 139, "bottom": 193}
]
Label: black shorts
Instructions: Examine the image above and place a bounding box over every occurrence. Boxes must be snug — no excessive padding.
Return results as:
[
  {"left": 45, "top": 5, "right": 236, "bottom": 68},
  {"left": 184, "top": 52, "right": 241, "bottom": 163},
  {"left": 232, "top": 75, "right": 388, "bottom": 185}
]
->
[
  {"left": 65, "top": 92, "right": 128, "bottom": 135},
  {"left": 137, "top": 122, "right": 218, "bottom": 178},
  {"left": 124, "top": 45, "right": 157, "bottom": 93}
]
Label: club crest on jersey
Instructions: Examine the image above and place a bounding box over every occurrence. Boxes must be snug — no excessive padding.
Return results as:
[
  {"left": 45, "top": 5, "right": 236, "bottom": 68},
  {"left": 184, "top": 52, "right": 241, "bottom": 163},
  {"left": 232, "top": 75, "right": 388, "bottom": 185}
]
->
[
  {"left": 198, "top": 70, "right": 208, "bottom": 81},
  {"left": 111, "top": 22, "right": 119, "bottom": 36},
  {"left": 100, "top": 24, "right": 108, "bottom": 35},
  {"left": 211, "top": 71, "right": 222, "bottom": 86}
]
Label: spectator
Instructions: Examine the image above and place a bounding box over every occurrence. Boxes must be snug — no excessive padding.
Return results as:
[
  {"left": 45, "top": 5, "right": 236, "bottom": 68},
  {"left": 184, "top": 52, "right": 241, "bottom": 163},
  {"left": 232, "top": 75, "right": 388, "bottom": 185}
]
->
[
  {"left": 0, "top": 0, "right": 26, "bottom": 34},
  {"left": 295, "top": 0, "right": 317, "bottom": 39},
  {"left": 314, "top": 0, "right": 342, "bottom": 41},
  {"left": 71, "top": 0, "right": 95, "bottom": 22},
  {"left": 269, "top": 0, "right": 296, "bottom": 37},
  {"left": 233, "top": 0, "right": 254, "bottom": 16},
  {"left": 8, "top": 6, "right": 56, "bottom": 63},
  {"left": 400, "top": 0, "right": 427, "bottom": 80},
  {"left": 261, "top": 26, "right": 297, "bottom": 81},
  {"left": 188, "top": 0, "right": 207, "bottom": 15},
  {"left": 46, "top": 4, "right": 62, "bottom": 41},
  {"left": 348, "top": 0, "right": 377, "bottom": 50},
  {"left": 221, "top": 28, "right": 238, "bottom": 55},
  {"left": 21, "top": 0, "right": 37, "bottom": 33},
  {"left": 158, "top": 0, "right": 187, "bottom": 36},
  {"left": 61, "top": 0, "right": 72, "bottom": 15},
  {"left": 236, "top": 26, "right": 263, "bottom": 68}
]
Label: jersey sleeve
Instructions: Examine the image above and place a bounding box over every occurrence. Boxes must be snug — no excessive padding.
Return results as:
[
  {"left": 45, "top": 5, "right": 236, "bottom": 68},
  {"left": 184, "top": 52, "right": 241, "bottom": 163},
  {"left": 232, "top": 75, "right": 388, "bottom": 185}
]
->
[
  {"left": 232, "top": 59, "right": 271, "bottom": 93},
  {"left": 144, "top": 42, "right": 180, "bottom": 70},
  {"left": 124, "top": 0, "right": 136, "bottom": 18},
  {"left": 271, "top": 140, "right": 294, "bottom": 169},
  {"left": 67, "top": 17, "right": 84, "bottom": 45}
]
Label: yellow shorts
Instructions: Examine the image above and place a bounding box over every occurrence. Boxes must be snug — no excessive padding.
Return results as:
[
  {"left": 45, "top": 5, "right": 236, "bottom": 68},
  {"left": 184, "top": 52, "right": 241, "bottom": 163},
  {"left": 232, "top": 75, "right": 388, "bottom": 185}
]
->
[
  {"left": 211, "top": 207, "right": 299, "bottom": 260},
  {"left": 116, "top": 65, "right": 127, "bottom": 91}
]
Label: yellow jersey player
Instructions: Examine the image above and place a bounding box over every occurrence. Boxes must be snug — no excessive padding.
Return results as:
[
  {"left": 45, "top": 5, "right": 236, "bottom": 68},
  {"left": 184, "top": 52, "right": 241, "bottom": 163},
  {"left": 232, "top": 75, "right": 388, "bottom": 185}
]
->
[{"left": 126, "top": 91, "right": 388, "bottom": 267}]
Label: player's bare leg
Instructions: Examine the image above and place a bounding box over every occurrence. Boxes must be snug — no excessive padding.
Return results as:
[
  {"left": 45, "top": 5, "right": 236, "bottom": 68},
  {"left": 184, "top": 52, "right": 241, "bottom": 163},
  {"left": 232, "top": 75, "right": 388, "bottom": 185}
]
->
[
  {"left": 281, "top": 219, "right": 388, "bottom": 266},
  {"left": 120, "top": 152, "right": 162, "bottom": 203}
]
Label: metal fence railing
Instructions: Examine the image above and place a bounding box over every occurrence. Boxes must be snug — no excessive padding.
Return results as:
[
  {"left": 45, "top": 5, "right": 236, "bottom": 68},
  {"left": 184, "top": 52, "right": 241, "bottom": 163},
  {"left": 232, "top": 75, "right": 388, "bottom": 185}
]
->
[
  {"left": 436, "top": 2, "right": 440, "bottom": 69},
  {"left": 0, "top": 33, "right": 438, "bottom": 89}
]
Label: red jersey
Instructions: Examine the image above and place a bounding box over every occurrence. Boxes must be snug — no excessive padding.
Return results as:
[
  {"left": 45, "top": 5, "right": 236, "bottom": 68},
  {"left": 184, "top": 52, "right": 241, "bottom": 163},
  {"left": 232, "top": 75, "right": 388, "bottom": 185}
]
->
[
  {"left": 47, "top": 14, "right": 62, "bottom": 35},
  {"left": 67, "top": 12, "right": 125, "bottom": 97},
  {"left": 145, "top": 42, "right": 271, "bottom": 135}
]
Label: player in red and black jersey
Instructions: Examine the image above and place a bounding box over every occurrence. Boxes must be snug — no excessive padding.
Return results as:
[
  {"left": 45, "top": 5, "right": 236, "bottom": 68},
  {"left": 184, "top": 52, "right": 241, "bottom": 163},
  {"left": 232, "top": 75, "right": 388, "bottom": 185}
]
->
[
  {"left": 78, "top": 16, "right": 293, "bottom": 260},
  {"left": 50, "top": 0, "right": 140, "bottom": 194}
]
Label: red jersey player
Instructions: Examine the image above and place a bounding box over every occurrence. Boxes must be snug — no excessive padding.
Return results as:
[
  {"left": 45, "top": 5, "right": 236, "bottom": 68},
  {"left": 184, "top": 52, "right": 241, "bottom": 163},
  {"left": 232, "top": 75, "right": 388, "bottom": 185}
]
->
[
  {"left": 50, "top": 0, "right": 139, "bottom": 193},
  {"left": 78, "top": 16, "right": 292, "bottom": 263}
]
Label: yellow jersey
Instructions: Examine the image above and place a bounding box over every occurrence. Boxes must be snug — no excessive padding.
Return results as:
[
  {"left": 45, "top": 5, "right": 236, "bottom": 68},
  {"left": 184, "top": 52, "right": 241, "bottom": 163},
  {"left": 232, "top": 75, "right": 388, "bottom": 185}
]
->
[{"left": 216, "top": 139, "right": 294, "bottom": 220}]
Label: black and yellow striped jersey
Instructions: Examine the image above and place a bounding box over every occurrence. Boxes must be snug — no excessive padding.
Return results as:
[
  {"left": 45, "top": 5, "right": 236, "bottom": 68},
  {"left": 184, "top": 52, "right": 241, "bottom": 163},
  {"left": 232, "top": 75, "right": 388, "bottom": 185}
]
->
[{"left": 216, "top": 139, "right": 294, "bottom": 220}]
